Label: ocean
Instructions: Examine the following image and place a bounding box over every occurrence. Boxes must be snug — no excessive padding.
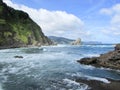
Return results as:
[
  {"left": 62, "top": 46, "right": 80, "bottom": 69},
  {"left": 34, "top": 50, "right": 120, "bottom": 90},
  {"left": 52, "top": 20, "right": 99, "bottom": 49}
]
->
[{"left": 0, "top": 44, "right": 120, "bottom": 90}]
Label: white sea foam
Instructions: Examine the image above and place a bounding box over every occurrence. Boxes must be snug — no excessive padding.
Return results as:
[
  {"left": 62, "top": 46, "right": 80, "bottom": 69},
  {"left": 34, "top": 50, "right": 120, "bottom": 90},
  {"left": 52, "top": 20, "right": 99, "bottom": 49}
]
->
[
  {"left": 0, "top": 48, "right": 21, "bottom": 53},
  {"left": 116, "top": 70, "right": 120, "bottom": 73},
  {"left": 63, "top": 78, "right": 89, "bottom": 90},
  {"left": 7, "top": 67, "right": 20, "bottom": 74},
  {"left": 80, "top": 65, "right": 95, "bottom": 70},
  {"left": 81, "top": 44, "right": 115, "bottom": 48},
  {"left": 44, "top": 44, "right": 72, "bottom": 48},
  {"left": 56, "top": 44, "right": 69, "bottom": 47},
  {"left": 71, "top": 73, "right": 110, "bottom": 84},
  {"left": 0, "top": 84, "right": 3, "bottom": 90},
  {"left": 85, "top": 54, "right": 100, "bottom": 57},
  {"left": 0, "top": 45, "right": 117, "bottom": 90},
  {"left": 43, "top": 48, "right": 47, "bottom": 51},
  {"left": 85, "top": 76, "right": 110, "bottom": 83},
  {"left": 100, "top": 67, "right": 120, "bottom": 73},
  {"left": 63, "top": 78, "right": 80, "bottom": 86},
  {"left": 0, "top": 49, "right": 9, "bottom": 53}
]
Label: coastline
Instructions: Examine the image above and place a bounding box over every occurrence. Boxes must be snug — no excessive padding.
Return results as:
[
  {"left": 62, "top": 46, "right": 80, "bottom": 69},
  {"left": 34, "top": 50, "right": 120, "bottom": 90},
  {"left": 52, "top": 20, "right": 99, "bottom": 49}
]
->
[
  {"left": 0, "top": 45, "right": 48, "bottom": 50},
  {"left": 77, "top": 44, "right": 120, "bottom": 90},
  {"left": 77, "top": 44, "right": 120, "bottom": 70},
  {"left": 76, "top": 78, "right": 120, "bottom": 90}
]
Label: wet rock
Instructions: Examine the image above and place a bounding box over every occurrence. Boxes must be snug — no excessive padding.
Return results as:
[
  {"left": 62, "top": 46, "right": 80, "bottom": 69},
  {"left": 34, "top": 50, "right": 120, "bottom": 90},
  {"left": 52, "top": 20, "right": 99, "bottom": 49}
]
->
[
  {"left": 115, "top": 44, "right": 120, "bottom": 51},
  {"left": 76, "top": 78, "right": 120, "bottom": 90},
  {"left": 78, "top": 57, "right": 98, "bottom": 65},
  {"left": 14, "top": 56, "right": 23, "bottom": 58},
  {"left": 78, "top": 44, "right": 120, "bottom": 70}
]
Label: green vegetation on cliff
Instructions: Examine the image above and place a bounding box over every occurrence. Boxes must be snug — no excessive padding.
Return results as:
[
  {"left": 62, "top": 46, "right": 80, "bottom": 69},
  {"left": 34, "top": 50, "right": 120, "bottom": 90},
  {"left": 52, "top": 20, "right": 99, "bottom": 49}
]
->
[{"left": 0, "top": 0, "right": 52, "bottom": 48}]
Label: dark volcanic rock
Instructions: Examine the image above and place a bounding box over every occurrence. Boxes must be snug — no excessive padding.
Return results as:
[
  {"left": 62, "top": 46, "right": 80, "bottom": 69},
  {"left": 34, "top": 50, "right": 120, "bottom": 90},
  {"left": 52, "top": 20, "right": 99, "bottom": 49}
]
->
[
  {"left": 79, "top": 57, "right": 98, "bottom": 65},
  {"left": 76, "top": 78, "right": 120, "bottom": 90},
  {"left": 77, "top": 44, "right": 120, "bottom": 70},
  {"left": 115, "top": 44, "right": 120, "bottom": 51},
  {"left": 14, "top": 56, "right": 23, "bottom": 58}
]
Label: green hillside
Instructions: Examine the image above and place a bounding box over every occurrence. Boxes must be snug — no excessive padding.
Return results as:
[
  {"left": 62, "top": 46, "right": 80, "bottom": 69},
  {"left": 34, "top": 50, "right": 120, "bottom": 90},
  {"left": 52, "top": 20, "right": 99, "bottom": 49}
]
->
[{"left": 0, "top": 0, "right": 52, "bottom": 48}]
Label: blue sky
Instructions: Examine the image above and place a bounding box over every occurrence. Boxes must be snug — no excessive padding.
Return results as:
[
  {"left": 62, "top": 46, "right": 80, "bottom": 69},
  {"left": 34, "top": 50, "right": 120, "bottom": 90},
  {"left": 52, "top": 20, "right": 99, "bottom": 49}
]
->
[{"left": 3, "top": 0, "right": 120, "bottom": 43}]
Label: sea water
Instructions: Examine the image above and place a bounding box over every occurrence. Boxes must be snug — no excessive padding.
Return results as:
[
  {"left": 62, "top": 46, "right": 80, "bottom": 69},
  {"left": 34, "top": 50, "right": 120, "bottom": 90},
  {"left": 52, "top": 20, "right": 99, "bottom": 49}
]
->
[{"left": 0, "top": 44, "right": 120, "bottom": 90}]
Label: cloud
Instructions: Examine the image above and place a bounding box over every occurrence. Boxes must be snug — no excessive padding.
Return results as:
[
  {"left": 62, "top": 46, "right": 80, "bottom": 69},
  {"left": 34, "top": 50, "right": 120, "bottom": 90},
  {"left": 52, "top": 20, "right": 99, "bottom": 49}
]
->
[
  {"left": 100, "top": 4, "right": 120, "bottom": 15},
  {"left": 100, "top": 8, "right": 112, "bottom": 15},
  {"left": 100, "top": 3, "right": 120, "bottom": 37},
  {"left": 3, "top": 0, "right": 85, "bottom": 39}
]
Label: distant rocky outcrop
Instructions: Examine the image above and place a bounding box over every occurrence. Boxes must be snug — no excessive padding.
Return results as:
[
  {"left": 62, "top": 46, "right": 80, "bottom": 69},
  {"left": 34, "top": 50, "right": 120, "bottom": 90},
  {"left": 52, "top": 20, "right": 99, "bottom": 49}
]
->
[
  {"left": 77, "top": 44, "right": 120, "bottom": 70},
  {"left": 0, "top": 0, "right": 53, "bottom": 49},
  {"left": 71, "top": 38, "right": 81, "bottom": 45}
]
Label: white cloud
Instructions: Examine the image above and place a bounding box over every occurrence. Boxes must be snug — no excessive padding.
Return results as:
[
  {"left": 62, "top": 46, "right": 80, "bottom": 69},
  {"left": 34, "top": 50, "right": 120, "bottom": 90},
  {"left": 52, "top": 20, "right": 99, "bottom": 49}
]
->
[
  {"left": 100, "top": 8, "right": 112, "bottom": 15},
  {"left": 111, "top": 14, "right": 120, "bottom": 24},
  {"left": 100, "top": 3, "right": 120, "bottom": 37},
  {"left": 112, "top": 4, "right": 120, "bottom": 13},
  {"left": 3, "top": 0, "right": 85, "bottom": 39},
  {"left": 100, "top": 4, "right": 120, "bottom": 15}
]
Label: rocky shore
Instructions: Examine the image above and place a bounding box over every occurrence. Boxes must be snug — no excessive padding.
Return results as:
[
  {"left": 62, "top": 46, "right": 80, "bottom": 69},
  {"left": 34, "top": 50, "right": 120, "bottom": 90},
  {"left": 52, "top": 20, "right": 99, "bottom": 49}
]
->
[
  {"left": 76, "top": 78, "right": 120, "bottom": 90},
  {"left": 77, "top": 44, "right": 120, "bottom": 90},
  {"left": 77, "top": 44, "right": 120, "bottom": 70}
]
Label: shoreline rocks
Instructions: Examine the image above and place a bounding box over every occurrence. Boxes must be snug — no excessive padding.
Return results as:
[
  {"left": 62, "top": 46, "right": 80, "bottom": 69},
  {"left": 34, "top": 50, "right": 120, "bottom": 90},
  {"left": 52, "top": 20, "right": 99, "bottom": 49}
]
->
[
  {"left": 76, "top": 78, "right": 120, "bottom": 90},
  {"left": 77, "top": 44, "right": 120, "bottom": 70}
]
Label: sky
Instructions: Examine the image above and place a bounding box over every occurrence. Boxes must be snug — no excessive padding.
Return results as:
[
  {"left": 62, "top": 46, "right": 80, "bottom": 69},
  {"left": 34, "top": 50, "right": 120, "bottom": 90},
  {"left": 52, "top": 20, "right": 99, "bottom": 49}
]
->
[{"left": 3, "top": 0, "right": 120, "bottom": 43}]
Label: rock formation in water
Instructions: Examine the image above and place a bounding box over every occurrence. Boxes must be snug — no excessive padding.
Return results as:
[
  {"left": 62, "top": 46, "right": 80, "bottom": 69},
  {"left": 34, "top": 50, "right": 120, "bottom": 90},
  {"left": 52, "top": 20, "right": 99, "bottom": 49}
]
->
[
  {"left": 0, "top": 0, "right": 53, "bottom": 49},
  {"left": 71, "top": 38, "right": 81, "bottom": 45},
  {"left": 77, "top": 44, "right": 120, "bottom": 70}
]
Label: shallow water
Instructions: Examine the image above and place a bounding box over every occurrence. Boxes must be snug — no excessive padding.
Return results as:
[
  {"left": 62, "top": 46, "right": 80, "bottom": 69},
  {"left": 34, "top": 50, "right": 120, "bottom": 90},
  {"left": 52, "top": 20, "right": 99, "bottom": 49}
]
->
[{"left": 0, "top": 44, "right": 120, "bottom": 90}]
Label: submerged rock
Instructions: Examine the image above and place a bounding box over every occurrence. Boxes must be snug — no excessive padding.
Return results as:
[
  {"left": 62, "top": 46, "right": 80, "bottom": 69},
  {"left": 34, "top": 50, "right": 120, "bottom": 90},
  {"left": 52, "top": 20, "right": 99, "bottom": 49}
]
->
[
  {"left": 77, "top": 44, "right": 120, "bottom": 70},
  {"left": 14, "top": 56, "right": 23, "bottom": 58}
]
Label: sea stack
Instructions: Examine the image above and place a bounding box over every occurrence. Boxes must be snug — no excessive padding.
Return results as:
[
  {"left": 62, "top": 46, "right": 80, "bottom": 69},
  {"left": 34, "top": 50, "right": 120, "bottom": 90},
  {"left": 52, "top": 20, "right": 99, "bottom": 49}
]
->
[{"left": 71, "top": 38, "right": 81, "bottom": 45}]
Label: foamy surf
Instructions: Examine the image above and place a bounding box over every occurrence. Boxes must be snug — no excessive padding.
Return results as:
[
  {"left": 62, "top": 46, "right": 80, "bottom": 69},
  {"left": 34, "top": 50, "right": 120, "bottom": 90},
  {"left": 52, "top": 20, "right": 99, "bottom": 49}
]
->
[
  {"left": 63, "top": 78, "right": 89, "bottom": 90},
  {"left": 63, "top": 78, "right": 80, "bottom": 86},
  {"left": 85, "top": 54, "right": 100, "bottom": 57},
  {"left": 0, "top": 44, "right": 119, "bottom": 90},
  {"left": 81, "top": 44, "right": 115, "bottom": 48},
  {"left": 85, "top": 76, "right": 110, "bottom": 83},
  {"left": 71, "top": 73, "right": 110, "bottom": 84},
  {"left": 0, "top": 84, "right": 3, "bottom": 90}
]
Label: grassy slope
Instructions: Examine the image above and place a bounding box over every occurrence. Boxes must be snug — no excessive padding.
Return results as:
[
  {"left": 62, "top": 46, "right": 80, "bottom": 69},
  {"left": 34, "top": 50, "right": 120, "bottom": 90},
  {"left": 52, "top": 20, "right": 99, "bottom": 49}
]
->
[{"left": 0, "top": 0, "right": 52, "bottom": 48}]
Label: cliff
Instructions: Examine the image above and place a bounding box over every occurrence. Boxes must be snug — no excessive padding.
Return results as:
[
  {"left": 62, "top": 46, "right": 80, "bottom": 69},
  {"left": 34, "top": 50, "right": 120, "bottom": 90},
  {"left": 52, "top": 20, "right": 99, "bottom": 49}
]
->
[
  {"left": 0, "top": 0, "right": 53, "bottom": 49},
  {"left": 77, "top": 44, "right": 120, "bottom": 70}
]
